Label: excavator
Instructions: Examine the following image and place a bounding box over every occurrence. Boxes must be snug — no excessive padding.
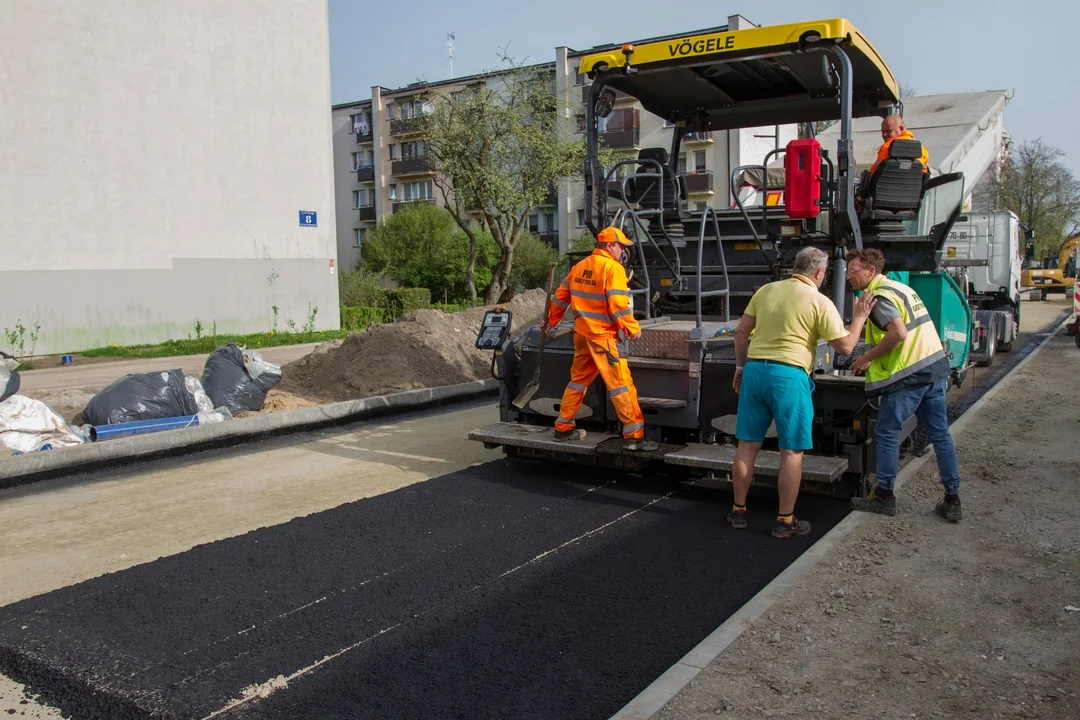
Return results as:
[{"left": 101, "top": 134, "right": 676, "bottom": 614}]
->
[
  {"left": 469, "top": 18, "right": 973, "bottom": 498},
  {"left": 1022, "top": 233, "right": 1079, "bottom": 301}
]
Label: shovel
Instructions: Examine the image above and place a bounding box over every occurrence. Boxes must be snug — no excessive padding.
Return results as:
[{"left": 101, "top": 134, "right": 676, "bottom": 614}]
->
[{"left": 513, "top": 262, "right": 559, "bottom": 409}]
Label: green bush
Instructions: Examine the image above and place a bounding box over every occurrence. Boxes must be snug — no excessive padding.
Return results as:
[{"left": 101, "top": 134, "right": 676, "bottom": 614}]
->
[
  {"left": 338, "top": 267, "right": 385, "bottom": 308},
  {"left": 509, "top": 231, "right": 560, "bottom": 293},
  {"left": 340, "top": 305, "right": 385, "bottom": 332},
  {"left": 383, "top": 288, "right": 431, "bottom": 321},
  {"left": 359, "top": 202, "right": 501, "bottom": 303}
]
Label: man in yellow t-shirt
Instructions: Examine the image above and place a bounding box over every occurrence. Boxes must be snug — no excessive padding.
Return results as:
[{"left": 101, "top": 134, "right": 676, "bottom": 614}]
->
[{"left": 729, "top": 247, "right": 877, "bottom": 538}]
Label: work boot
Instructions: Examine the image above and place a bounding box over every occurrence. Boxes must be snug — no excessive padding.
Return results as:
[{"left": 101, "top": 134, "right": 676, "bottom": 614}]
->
[
  {"left": 771, "top": 516, "right": 811, "bottom": 539},
  {"left": 850, "top": 487, "right": 897, "bottom": 516},
  {"left": 554, "top": 428, "right": 587, "bottom": 442},
  {"left": 624, "top": 439, "right": 659, "bottom": 452},
  {"left": 934, "top": 494, "right": 963, "bottom": 522}
]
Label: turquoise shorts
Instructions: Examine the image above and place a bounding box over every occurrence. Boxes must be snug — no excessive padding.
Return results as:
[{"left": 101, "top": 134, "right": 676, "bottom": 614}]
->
[{"left": 735, "top": 360, "right": 815, "bottom": 451}]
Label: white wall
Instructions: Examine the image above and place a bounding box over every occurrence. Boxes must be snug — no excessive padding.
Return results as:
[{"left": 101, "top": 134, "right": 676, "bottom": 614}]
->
[{"left": 0, "top": 0, "right": 339, "bottom": 354}]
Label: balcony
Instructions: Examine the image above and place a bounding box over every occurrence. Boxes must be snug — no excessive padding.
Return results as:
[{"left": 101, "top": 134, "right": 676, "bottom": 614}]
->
[
  {"left": 355, "top": 129, "right": 373, "bottom": 144},
  {"left": 389, "top": 117, "right": 424, "bottom": 136},
  {"left": 357, "top": 205, "right": 376, "bottom": 222},
  {"left": 391, "top": 157, "right": 433, "bottom": 176},
  {"left": 683, "top": 131, "right": 713, "bottom": 144},
  {"left": 683, "top": 171, "right": 714, "bottom": 194},
  {"left": 538, "top": 231, "right": 559, "bottom": 248},
  {"left": 355, "top": 165, "right": 375, "bottom": 183},
  {"left": 599, "top": 128, "right": 640, "bottom": 150},
  {"left": 539, "top": 185, "right": 557, "bottom": 206},
  {"left": 392, "top": 199, "right": 431, "bottom": 213}
]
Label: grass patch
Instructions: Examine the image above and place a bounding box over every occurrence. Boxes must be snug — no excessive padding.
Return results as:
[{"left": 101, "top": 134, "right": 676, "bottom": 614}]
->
[{"left": 80, "top": 330, "right": 349, "bottom": 359}]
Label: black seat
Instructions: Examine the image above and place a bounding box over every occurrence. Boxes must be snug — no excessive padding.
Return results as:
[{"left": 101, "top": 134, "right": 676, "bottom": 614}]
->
[
  {"left": 858, "top": 139, "right": 927, "bottom": 223},
  {"left": 623, "top": 147, "right": 683, "bottom": 212}
]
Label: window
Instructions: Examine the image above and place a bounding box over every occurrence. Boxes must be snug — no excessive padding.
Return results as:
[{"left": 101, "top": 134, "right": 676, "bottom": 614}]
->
[
  {"left": 350, "top": 110, "right": 372, "bottom": 135},
  {"left": 576, "top": 209, "right": 586, "bottom": 227},
  {"left": 543, "top": 212, "right": 555, "bottom": 232},
  {"left": 400, "top": 141, "right": 426, "bottom": 160},
  {"left": 356, "top": 188, "right": 373, "bottom": 207},
  {"left": 386, "top": 104, "right": 395, "bottom": 120},
  {"left": 576, "top": 115, "right": 586, "bottom": 133},
  {"left": 352, "top": 190, "right": 360, "bottom": 209},
  {"left": 402, "top": 180, "right": 433, "bottom": 201},
  {"left": 388, "top": 183, "right": 397, "bottom": 202},
  {"left": 694, "top": 151, "right": 707, "bottom": 173},
  {"left": 353, "top": 227, "right": 368, "bottom": 247},
  {"left": 574, "top": 65, "right": 586, "bottom": 86},
  {"left": 695, "top": 202, "right": 707, "bottom": 211},
  {"left": 528, "top": 214, "right": 540, "bottom": 233},
  {"left": 353, "top": 148, "right": 374, "bottom": 169},
  {"left": 677, "top": 155, "right": 687, "bottom": 175},
  {"left": 388, "top": 144, "right": 398, "bottom": 160}
]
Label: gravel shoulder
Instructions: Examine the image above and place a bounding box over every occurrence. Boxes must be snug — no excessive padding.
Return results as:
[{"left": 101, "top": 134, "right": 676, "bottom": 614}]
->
[{"left": 656, "top": 328, "right": 1080, "bottom": 720}]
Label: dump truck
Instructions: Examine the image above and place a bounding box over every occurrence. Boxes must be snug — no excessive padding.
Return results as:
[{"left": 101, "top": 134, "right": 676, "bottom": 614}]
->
[
  {"left": 469, "top": 18, "right": 974, "bottom": 498},
  {"left": 941, "top": 211, "right": 1024, "bottom": 366}
]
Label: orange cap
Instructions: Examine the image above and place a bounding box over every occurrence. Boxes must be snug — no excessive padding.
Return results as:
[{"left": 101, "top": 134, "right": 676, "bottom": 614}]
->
[{"left": 597, "top": 226, "right": 632, "bottom": 246}]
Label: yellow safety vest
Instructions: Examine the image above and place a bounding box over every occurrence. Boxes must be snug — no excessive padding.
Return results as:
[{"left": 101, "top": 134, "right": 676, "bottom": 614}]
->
[{"left": 863, "top": 275, "right": 947, "bottom": 394}]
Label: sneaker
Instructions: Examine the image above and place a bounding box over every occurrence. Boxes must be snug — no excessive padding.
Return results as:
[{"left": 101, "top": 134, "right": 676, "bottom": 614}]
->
[
  {"left": 625, "top": 439, "right": 659, "bottom": 452},
  {"left": 850, "top": 492, "right": 897, "bottom": 516},
  {"left": 554, "top": 428, "right": 586, "bottom": 441},
  {"left": 934, "top": 495, "right": 963, "bottom": 522},
  {"left": 772, "top": 517, "right": 811, "bottom": 539},
  {"left": 727, "top": 508, "right": 747, "bottom": 530}
]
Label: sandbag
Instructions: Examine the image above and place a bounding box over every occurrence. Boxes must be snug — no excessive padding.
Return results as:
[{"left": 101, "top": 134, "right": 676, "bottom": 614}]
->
[
  {"left": 1, "top": 352, "right": 20, "bottom": 403},
  {"left": 200, "top": 342, "right": 281, "bottom": 415},
  {"left": 83, "top": 369, "right": 199, "bottom": 427},
  {"left": 1, "top": 395, "right": 88, "bottom": 453}
]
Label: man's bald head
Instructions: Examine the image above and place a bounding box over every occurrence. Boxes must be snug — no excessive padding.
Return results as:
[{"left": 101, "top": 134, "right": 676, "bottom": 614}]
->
[{"left": 881, "top": 114, "right": 906, "bottom": 141}]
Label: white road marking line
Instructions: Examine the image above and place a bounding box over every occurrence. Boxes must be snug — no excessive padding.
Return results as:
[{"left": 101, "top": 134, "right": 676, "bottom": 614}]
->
[
  {"left": 200, "top": 621, "right": 404, "bottom": 719},
  {"left": 338, "top": 445, "right": 449, "bottom": 463},
  {"left": 500, "top": 485, "right": 689, "bottom": 579}
]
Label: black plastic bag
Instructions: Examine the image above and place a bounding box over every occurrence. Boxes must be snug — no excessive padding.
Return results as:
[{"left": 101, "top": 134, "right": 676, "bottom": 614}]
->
[
  {"left": 83, "top": 368, "right": 199, "bottom": 426},
  {"left": 200, "top": 342, "right": 281, "bottom": 415},
  {"left": 0, "top": 351, "right": 19, "bottom": 403}
]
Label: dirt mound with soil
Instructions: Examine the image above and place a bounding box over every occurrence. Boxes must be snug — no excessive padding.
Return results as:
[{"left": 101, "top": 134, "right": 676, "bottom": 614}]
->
[{"left": 279, "top": 289, "right": 547, "bottom": 403}]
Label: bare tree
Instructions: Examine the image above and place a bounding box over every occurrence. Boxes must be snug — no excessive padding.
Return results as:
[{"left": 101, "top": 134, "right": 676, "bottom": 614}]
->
[
  {"left": 420, "top": 57, "right": 586, "bottom": 303},
  {"left": 992, "top": 139, "right": 1080, "bottom": 258}
]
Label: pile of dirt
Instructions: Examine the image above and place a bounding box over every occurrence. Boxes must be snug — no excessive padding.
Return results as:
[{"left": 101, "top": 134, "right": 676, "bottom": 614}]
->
[{"left": 279, "top": 289, "right": 547, "bottom": 403}]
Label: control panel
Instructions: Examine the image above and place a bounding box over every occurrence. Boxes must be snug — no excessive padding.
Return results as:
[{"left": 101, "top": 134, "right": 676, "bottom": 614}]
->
[{"left": 475, "top": 309, "right": 513, "bottom": 349}]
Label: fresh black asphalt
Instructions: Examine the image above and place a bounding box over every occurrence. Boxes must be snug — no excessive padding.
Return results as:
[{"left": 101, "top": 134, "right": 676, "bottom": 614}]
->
[{"left": 0, "top": 459, "right": 848, "bottom": 720}]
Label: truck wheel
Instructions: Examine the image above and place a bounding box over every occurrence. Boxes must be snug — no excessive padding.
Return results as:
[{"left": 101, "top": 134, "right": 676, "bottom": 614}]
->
[{"left": 976, "top": 327, "right": 997, "bottom": 367}]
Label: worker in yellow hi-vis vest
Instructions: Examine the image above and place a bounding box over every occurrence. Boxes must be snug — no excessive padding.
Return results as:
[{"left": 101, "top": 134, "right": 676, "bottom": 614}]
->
[{"left": 845, "top": 248, "right": 963, "bottom": 522}]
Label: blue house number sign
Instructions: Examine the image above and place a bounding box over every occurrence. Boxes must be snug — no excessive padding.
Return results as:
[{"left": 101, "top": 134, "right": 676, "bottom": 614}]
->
[{"left": 299, "top": 211, "right": 318, "bottom": 227}]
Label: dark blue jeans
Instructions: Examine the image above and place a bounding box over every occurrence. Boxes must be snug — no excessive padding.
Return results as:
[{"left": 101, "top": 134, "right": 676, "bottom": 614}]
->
[{"left": 875, "top": 378, "right": 961, "bottom": 494}]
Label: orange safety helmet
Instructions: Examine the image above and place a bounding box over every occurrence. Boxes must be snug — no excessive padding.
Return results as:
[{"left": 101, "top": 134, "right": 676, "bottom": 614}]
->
[{"left": 597, "top": 226, "right": 633, "bottom": 246}]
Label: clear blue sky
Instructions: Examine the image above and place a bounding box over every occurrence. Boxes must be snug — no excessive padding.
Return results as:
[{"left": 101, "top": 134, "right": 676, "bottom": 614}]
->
[{"left": 328, "top": 0, "right": 1077, "bottom": 174}]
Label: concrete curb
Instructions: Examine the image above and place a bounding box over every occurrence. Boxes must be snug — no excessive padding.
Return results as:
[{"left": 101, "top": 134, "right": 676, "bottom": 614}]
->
[
  {"left": 609, "top": 314, "right": 1072, "bottom": 720},
  {"left": 0, "top": 379, "right": 499, "bottom": 490}
]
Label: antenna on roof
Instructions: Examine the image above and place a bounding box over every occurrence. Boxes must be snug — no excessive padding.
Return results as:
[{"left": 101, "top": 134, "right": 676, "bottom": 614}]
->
[{"left": 447, "top": 32, "right": 456, "bottom": 79}]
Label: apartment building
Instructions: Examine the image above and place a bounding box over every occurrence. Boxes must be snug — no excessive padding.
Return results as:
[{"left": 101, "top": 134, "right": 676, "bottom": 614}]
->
[{"left": 331, "top": 14, "right": 795, "bottom": 269}]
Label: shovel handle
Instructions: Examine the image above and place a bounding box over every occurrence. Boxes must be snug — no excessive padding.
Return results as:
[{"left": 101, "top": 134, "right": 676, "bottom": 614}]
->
[{"left": 534, "top": 262, "right": 558, "bottom": 363}]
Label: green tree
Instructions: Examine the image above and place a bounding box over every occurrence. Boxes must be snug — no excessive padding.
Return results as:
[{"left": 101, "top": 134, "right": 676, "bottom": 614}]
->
[
  {"left": 359, "top": 202, "right": 500, "bottom": 303},
  {"left": 992, "top": 139, "right": 1080, "bottom": 258},
  {"left": 508, "top": 232, "right": 559, "bottom": 293},
  {"left": 359, "top": 201, "right": 457, "bottom": 275},
  {"left": 420, "top": 56, "right": 586, "bottom": 303}
]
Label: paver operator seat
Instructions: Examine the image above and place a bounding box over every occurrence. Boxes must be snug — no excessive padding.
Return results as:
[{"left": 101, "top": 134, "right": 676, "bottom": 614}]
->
[{"left": 857, "top": 138, "right": 928, "bottom": 229}]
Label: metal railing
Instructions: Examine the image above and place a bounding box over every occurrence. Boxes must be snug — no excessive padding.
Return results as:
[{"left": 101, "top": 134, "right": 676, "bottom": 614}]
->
[{"left": 695, "top": 206, "right": 731, "bottom": 327}]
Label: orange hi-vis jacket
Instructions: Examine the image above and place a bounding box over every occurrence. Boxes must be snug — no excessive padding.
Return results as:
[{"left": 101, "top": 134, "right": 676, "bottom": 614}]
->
[
  {"left": 548, "top": 249, "right": 641, "bottom": 339},
  {"left": 869, "top": 130, "right": 929, "bottom": 176}
]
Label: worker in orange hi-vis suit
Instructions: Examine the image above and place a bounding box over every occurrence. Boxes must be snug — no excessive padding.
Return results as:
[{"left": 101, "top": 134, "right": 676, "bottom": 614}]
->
[
  {"left": 868, "top": 114, "right": 929, "bottom": 176},
  {"left": 546, "top": 226, "right": 658, "bottom": 452}
]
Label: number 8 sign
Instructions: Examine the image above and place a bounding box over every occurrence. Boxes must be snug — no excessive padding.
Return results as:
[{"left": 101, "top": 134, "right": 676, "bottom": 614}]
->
[{"left": 299, "top": 211, "right": 318, "bottom": 227}]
